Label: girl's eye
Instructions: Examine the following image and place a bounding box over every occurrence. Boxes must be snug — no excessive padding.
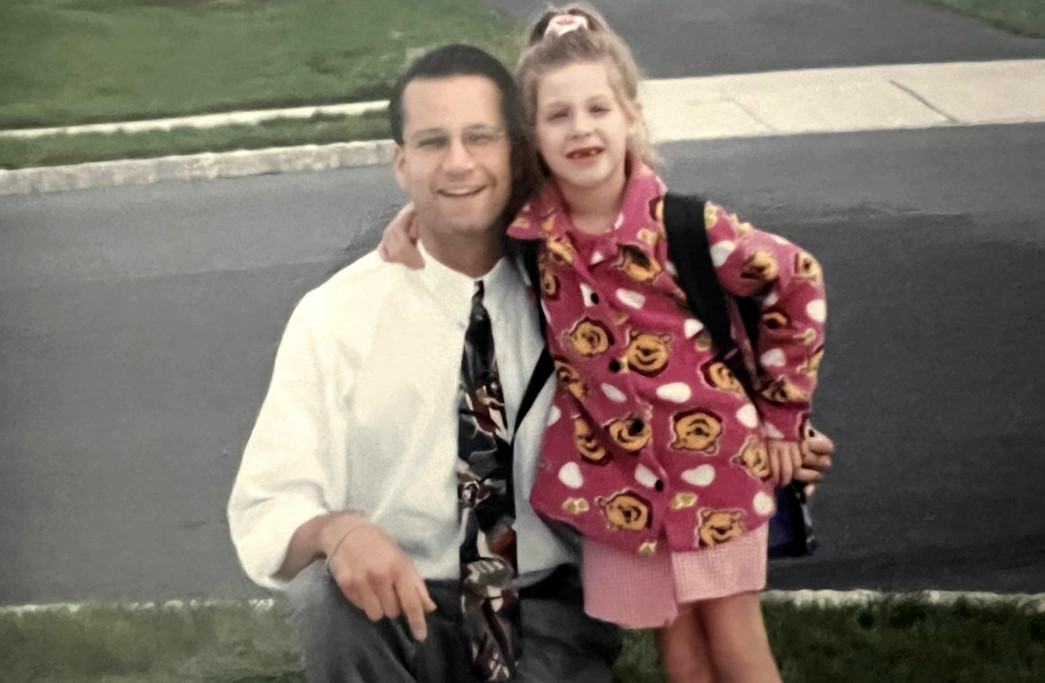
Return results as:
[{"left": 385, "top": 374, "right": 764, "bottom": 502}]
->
[{"left": 547, "top": 110, "right": 568, "bottom": 121}]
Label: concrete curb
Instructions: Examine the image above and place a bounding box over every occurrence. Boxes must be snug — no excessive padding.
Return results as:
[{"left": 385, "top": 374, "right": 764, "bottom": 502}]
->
[
  {"left": 0, "top": 598, "right": 281, "bottom": 615},
  {"left": 762, "top": 589, "right": 1045, "bottom": 611},
  {"left": 3, "top": 590, "right": 1044, "bottom": 615},
  {"left": 0, "top": 139, "right": 395, "bottom": 196}
]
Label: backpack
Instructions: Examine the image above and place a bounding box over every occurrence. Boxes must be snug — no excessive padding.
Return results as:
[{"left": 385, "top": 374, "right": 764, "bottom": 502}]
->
[{"left": 663, "top": 193, "right": 816, "bottom": 558}]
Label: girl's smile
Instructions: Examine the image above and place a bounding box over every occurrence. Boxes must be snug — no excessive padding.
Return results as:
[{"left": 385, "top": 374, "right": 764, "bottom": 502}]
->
[{"left": 566, "top": 145, "right": 604, "bottom": 161}]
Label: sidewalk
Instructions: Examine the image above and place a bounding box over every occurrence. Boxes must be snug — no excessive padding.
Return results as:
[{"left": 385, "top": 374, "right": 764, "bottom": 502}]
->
[
  {"left": 2, "top": 59, "right": 1043, "bottom": 196},
  {"left": 641, "top": 59, "right": 1045, "bottom": 140}
]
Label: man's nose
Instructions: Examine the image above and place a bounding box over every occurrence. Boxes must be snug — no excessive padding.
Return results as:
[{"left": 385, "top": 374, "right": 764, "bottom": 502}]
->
[{"left": 441, "top": 138, "right": 476, "bottom": 173}]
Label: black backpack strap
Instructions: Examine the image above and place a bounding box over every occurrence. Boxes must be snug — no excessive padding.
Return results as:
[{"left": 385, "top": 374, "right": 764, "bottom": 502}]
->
[
  {"left": 512, "top": 348, "right": 553, "bottom": 446},
  {"left": 663, "top": 193, "right": 731, "bottom": 353},
  {"left": 511, "top": 238, "right": 554, "bottom": 440},
  {"left": 514, "top": 238, "right": 547, "bottom": 338},
  {"left": 502, "top": 243, "right": 554, "bottom": 508},
  {"left": 504, "top": 346, "right": 551, "bottom": 526},
  {"left": 663, "top": 192, "right": 758, "bottom": 395}
]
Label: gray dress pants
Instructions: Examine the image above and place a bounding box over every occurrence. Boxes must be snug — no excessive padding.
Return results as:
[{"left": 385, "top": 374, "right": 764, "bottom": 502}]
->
[{"left": 286, "top": 562, "right": 622, "bottom": 683}]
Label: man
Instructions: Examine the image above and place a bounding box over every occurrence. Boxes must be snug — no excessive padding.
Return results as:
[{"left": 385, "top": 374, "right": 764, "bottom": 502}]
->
[
  {"left": 228, "top": 44, "right": 833, "bottom": 683},
  {"left": 229, "top": 45, "right": 619, "bottom": 683}
]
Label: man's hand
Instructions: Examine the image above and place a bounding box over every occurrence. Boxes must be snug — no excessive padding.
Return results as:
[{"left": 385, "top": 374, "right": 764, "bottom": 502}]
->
[
  {"left": 377, "top": 203, "right": 424, "bottom": 268},
  {"left": 792, "top": 425, "right": 835, "bottom": 496},
  {"left": 323, "top": 518, "right": 437, "bottom": 641}
]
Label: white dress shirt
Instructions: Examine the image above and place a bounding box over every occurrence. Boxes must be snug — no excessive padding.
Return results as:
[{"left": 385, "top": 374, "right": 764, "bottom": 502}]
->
[{"left": 228, "top": 244, "right": 575, "bottom": 590}]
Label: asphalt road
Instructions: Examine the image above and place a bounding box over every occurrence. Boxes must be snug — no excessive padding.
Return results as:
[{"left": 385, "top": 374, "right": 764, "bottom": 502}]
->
[
  {"left": 1, "top": 169, "right": 402, "bottom": 603},
  {"left": 482, "top": 0, "right": 1045, "bottom": 76},
  {"left": 2, "top": 123, "right": 1043, "bottom": 604},
  {"left": 654, "top": 126, "right": 1045, "bottom": 593}
]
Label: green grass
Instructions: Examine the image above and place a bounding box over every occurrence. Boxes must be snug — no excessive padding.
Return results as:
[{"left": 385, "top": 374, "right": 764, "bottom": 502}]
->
[
  {"left": 2, "top": 596, "right": 1043, "bottom": 682},
  {"left": 925, "top": 0, "right": 1045, "bottom": 37},
  {"left": 0, "top": 601, "right": 302, "bottom": 683},
  {"left": 0, "top": 111, "right": 389, "bottom": 169},
  {"left": 0, "top": 0, "right": 523, "bottom": 130},
  {"left": 766, "top": 596, "right": 1045, "bottom": 682}
]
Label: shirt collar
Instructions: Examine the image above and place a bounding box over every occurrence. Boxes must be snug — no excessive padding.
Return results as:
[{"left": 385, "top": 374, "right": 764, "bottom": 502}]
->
[
  {"left": 478, "top": 251, "right": 520, "bottom": 320},
  {"left": 414, "top": 241, "right": 519, "bottom": 325}
]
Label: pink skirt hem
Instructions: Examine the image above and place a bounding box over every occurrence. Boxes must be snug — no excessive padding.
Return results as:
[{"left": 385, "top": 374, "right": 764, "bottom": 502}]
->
[{"left": 581, "top": 524, "right": 769, "bottom": 629}]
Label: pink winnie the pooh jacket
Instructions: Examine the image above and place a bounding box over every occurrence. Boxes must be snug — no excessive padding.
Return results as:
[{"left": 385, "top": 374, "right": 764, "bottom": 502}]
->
[{"left": 507, "top": 163, "right": 826, "bottom": 556}]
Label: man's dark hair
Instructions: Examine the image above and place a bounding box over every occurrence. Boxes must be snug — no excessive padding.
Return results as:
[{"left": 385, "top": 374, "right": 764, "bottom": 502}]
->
[
  {"left": 388, "top": 44, "right": 540, "bottom": 220},
  {"left": 389, "top": 44, "right": 516, "bottom": 145}
]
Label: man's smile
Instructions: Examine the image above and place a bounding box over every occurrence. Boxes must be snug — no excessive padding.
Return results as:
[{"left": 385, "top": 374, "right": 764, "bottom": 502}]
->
[{"left": 438, "top": 186, "right": 485, "bottom": 198}]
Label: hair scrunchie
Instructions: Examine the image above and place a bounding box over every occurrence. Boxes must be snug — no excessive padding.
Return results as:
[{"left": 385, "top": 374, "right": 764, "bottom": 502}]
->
[{"left": 543, "top": 13, "right": 589, "bottom": 38}]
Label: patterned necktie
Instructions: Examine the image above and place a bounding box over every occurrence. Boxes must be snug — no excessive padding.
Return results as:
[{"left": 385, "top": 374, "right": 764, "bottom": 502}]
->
[{"left": 457, "top": 280, "right": 519, "bottom": 681}]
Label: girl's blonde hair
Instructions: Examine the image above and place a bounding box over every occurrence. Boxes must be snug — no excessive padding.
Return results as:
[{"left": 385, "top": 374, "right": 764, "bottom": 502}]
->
[{"left": 516, "top": 2, "right": 657, "bottom": 167}]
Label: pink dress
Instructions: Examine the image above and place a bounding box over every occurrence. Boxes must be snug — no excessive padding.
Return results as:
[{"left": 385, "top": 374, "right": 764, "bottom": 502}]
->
[{"left": 507, "top": 162, "right": 825, "bottom": 627}]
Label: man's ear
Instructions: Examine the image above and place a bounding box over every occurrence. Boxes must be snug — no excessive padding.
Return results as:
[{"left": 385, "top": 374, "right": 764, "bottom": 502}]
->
[{"left": 392, "top": 145, "right": 407, "bottom": 191}]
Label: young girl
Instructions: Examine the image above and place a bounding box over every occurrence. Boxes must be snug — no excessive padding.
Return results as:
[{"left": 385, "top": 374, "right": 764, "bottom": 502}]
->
[{"left": 385, "top": 5, "right": 826, "bottom": 681}]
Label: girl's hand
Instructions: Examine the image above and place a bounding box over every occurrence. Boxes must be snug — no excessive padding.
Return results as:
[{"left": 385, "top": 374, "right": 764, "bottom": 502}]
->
[
  {"left": 766, "top": 439, "right": 803, "bottom": 487},
  {"left": 377, "top": 203, "right": 424, "bottom": 269},
  {"left": 794, "top": 426, "right": 834, "bottom": 497}
]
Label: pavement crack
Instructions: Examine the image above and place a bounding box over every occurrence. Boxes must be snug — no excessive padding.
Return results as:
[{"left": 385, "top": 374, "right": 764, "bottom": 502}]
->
[
  {"left": 726, "top": 97, "right": 778, "bottom": 132},
  {"left": 889, "top": 80, "right": 960, "bottom": 124}
]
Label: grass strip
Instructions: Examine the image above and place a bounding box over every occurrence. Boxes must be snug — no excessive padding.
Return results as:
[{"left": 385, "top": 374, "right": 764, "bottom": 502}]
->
[
  {"left": 0, "top": 112, "right": 390, "bottom": 170},
  {"left": 924, "top": 0, "right": 1045, "bottom": 38},
  {"left": 2, "top": 596, "right": 1044, "bottom": 682},
  {"left": 0, "top": 601, "right": 301, "bottom": 683},
  {"left": 0, "top": 0, "right": 523, "bottom": 130}
]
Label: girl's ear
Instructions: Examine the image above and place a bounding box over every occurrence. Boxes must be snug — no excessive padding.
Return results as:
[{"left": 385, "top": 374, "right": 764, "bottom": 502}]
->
[
  {"left": 625, "top": 100, "right": 642, "bottom": 134},
  {"left": 615, "top": 92, "right": 637, "bottom": 122}
]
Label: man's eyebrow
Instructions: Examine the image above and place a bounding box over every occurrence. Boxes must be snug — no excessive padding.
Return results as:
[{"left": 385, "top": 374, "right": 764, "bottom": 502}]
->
[
  {"left": 408, "top": 124, "right": 504, "bottom": 140},
  {"left": 407, "top": 128, "right": 448, "bottom": 141}
]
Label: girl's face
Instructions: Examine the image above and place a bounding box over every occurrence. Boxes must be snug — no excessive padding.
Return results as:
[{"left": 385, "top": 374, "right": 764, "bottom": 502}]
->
[{"left": 534, "top": 61, "right": 634, "bottom": 199}]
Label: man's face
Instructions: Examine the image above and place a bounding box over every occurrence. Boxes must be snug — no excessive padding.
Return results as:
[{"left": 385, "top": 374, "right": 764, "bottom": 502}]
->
[{"left": 393, "top": 75, "right": 513, "bottom": 243}]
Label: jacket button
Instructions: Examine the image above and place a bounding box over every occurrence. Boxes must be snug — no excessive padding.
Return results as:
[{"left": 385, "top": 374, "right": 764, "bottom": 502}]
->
[
  {"left": 654, "top": 479, "right": 664, "bottom": 492},
  {"left": 609, "top": 359, "right": 622, "bottom": 373}
]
